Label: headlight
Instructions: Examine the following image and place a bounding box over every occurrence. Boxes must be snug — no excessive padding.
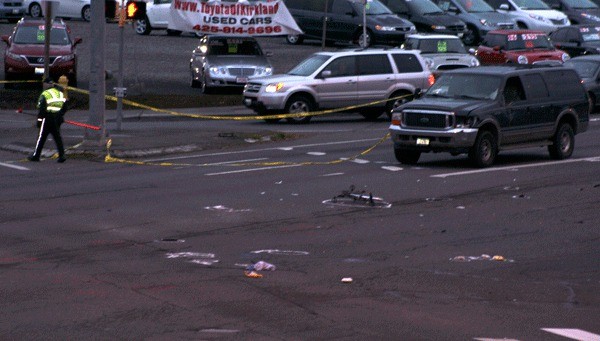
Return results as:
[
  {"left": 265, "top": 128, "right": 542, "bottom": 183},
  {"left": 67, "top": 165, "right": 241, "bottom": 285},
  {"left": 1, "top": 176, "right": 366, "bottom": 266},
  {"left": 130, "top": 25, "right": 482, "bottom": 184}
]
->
[
  {"left": 265, "top": 82, "right": 284, "bottom": 93},
  {"left": 208, "top": 66, "right": 227, "bottom": 76},
  {"left": 581, "top": 13, "right": 600, "bottom": 21},
  {"left": 470, "top": 57, "right": 480, "bottom": 67},
  {"left": 562, "top": 53, "right": 570, "bottom": 62},
  {"left": 409, "top": 26, "right": 417, "bottom": 32},
  {"left": 528, "top": 13, "right": 550, "bottom": 23},
  {"left": 56, "top": 54, "right": 75, "bottom": 62},
  {"left": 423, "top": 57, "right": 435, "bottom": 70},
  {"left": 6, "top": 51, "right": 25, "bottom": 62},
  {"left": 255, "top": 67, "right": 273, "bottom": 76},
  {"left": 431, "top": 25, "right": 446, "bottom": 30},
  {"left": 375, "top": 25, "right": 396, "bottom": 31},
  {"left": 456, "top": 116, "right": 477, "bottom": 128},
  {"left": 517, "top": 55, "right": 528, "bottom": 64}
]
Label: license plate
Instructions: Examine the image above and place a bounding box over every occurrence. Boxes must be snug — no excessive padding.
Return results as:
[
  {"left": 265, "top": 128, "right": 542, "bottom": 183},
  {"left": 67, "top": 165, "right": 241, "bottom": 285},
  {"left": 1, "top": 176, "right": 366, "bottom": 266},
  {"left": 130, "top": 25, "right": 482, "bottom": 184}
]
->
[
  {"left": 243, "top": 98, "right": 253, "bottom": 106},
  {"left": 416, "top": 138, "right": 430, "bottom": 146},
  {"left": 34, "top": 67, "right": 44, "bottom": 74},
  {"left": 236, "top": 77, "right": 248, "bottom": 83}
]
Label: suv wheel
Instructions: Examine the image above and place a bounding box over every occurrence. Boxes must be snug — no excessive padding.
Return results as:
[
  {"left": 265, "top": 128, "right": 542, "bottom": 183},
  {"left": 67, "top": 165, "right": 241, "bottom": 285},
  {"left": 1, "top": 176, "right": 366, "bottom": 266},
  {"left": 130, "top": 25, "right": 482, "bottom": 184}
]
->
[
  {"left": 394, "top": 148, "right": 421, "bottom": 164},
  {"left": 548, "top": 123, "right": 574, "bottom": 160},
  {"left": 81, "top": 5, "right": 91, "bottom": 21},
  {"left": 469, "top": 130, "right": 497, "bottom": 167},
  {"left": 29, "top": 2, "right": 42, "bottom": 17},
  {"left": 190, "top": 70, "right": 201, "bottom": 88},
  {"left": 386, "top": 91, "right": 413, "bottom": 119},
  {"left": 200, "top": 73, "right": 212, "bottom": 94},
  {"left": 286, "top": 35, "right": 304, "bottom": 45},
  {"left": 134, "top": 17, "right": 152, "bottom": 35},
  {"left": 285, "top": 95, "right": 313, "bottom": 123},
  {"left": 357, "top": 30, "right": 372, "bottom": 48}
]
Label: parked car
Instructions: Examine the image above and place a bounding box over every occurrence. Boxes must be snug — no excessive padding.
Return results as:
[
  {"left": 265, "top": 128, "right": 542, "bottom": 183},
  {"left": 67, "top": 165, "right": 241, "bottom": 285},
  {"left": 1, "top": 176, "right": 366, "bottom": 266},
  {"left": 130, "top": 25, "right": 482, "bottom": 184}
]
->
[
  {"left": 550, "top": 25, "right": 600, "bottom": 56},
  {"left": 284, "top": 0, "right": 416, "bottom": 47},
  {"left": 543, "top": 0, "right": 600, "bottom": 25},
  {"left": 134, "top": 0, "right": 199, "bottom": 36},
  {"left": 564, "top": 54, "right": 600, "bottom": 110},
  {"left": 476, "top": 29, "right": 570, "bottom": 64},
  {"left": 379, "top": 0, "right": 468, "bottom": 37},
  {"left": 2, "top": 17, "right": 81, "bottom": 88},
  {"left": 243, "top": 48, "right": 434, "bottom": 123},
  {"left": 190, "top": 35, "right": 273, "bottom": 94},
  {"left": 24, "top": 0, "right": 91, "bottom": 21},
  {"left": 432, "top": 0, "right": 517, "bottom": 45},
  {"left": 0, "top": 0, "right": 25, "bottom": 23},
  {"left": 402, "top": 33, "right": 480, "bottom": 76},
  {"left": 486, "top": 0, "right": 570, "bottom": 32},
  {"left": 389, "top": 65, "right": 589, "bottom": 167}
]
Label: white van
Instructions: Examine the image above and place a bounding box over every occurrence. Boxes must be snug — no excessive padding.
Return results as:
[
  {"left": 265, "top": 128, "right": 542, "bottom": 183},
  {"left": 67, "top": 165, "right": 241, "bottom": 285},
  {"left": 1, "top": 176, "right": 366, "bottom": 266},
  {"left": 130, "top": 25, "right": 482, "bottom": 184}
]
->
[{"left": 486, "top": 0, "right": 570, "bottom": 32}]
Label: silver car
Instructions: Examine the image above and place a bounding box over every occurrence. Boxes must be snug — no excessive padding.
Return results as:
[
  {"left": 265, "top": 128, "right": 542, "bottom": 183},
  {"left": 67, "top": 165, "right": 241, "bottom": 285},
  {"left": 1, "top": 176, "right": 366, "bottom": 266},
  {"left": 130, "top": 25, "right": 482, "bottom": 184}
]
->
[
  {"left": 402, "top": 34, "right": 480, "bottom": 76},
  {"left": 243, "top": 48, "right": 434, "bottom": 123},
  {"left": 190, "top": 35, "right": 273, "bottom": 94}
]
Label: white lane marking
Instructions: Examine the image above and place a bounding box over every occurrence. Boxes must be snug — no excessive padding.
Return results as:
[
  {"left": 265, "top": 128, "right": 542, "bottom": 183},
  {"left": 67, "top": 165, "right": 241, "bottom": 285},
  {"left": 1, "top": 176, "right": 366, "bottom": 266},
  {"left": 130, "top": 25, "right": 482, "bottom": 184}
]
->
[
  {"left": 351, "top": 158, "right": 370, "bottom": 164},
  {"left": 0, "top": 162, "right": 30, "bottom": 171},
  {"left": 205, "top": 164, "right": 301, "bottom": 176},
  {"left": 307, "top": 152, "right": 326, "bottom": 156},
  {"left": 382, "top": 166, "right": 403, "bottom": 171},
  {"left": 195, "top": 158, "right": 267, "bottom": 166},
  {"left": 432, "top": 157, "right": 600, "bottom": 178},
  {"left": 144, "top": 138, "right": 381, "bottom": 162},
  {"left": 542, "top": 328, "right": 600, "bottom": 341},
  {"left": 473, "top": 338, "right": 519, "bottom": 341},
  {"left": 321, "top": 172, "right": 344, "bottom": 177}
]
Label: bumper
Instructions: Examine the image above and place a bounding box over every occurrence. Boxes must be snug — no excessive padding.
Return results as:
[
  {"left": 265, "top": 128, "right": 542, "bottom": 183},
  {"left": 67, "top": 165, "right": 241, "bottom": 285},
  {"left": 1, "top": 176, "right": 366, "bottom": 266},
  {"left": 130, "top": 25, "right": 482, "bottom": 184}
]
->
[
  {"left": 390, "top": 125, "right": 479, "bottom": 153},
  {"left": 204, "top": 74, "right": 262, "bottom": 88},
  {"left": 5, "top": 59, "right": 77, "bottom": 80},
  {"left": 242, "top": 93, "right": 287, "bottom": 112},
  {"left": 0, "top": 8, "right": 25, "bottom": 19}
]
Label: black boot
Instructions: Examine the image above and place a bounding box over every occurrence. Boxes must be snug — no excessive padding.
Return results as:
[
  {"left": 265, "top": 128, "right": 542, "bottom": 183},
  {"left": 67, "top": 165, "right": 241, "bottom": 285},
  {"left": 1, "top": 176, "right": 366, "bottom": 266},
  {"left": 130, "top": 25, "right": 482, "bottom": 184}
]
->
[{"left": 27, "top": 154, "right": 40, "bottom": 162}]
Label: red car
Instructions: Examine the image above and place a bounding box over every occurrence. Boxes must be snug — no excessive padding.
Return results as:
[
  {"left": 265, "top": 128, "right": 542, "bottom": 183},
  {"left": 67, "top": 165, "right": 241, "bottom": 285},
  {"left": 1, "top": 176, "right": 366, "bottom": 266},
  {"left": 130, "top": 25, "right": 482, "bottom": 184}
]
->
[
  {"left": 475, "top": 30, "right": 570, "bottom": 65},
  {"left": 2, "top": 17, "right": 81, "bottom": 88}
]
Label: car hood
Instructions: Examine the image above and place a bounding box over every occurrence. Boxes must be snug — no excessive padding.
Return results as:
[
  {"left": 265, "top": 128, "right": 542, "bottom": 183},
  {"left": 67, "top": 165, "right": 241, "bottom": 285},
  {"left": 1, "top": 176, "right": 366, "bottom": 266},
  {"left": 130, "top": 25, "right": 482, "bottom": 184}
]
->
[
  {"left": 505, "top": 49, "right": 565, "bottom": 60},
  {"left": 9, "top": 43, "right": 73, "bottom": 56},
  {"left": 368, "top": 14, "right": 413, "bottom": 27},
  {"left": 205, "top": 55, "right": 272, "bottom": 68},
  {"left": 522, "top": 9, "right": 568, "bottom": 20},
  {"left": 400, "top": 97, "right": 494, "bottom": 113},
  {"left": 418, "top": 13, "right": 465, "bottom": 26},
  {"left": 249, "top": 74, "right": 311, "bottom": 84},
  {"left": 475, "top": 12, "right": 515, "bottom": 24}
]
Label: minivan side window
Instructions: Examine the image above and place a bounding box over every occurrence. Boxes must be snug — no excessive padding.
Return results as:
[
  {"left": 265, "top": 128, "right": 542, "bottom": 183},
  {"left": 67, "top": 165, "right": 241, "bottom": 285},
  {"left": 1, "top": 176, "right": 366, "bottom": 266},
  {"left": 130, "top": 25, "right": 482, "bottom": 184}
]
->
[
  {"left": 503, "top": 76, "right": 526, "bottom": 104},
  {"left": 392, "top": 54, "right": 424, "bottom": 73},
  {"left": 522, "top": 73, "right": 549, "bottom": 100},
  {"left": 384, "top": 0, "right": 410, "bottom": 13},
  {"left": 357, "top": 55, "right": 393, "bottom": 75},
  {"left": 544, "top": 70, "right": 585, "bottom": 99},
  {"left": 331, "top": 0, "right": 355, "bottom": 15}
]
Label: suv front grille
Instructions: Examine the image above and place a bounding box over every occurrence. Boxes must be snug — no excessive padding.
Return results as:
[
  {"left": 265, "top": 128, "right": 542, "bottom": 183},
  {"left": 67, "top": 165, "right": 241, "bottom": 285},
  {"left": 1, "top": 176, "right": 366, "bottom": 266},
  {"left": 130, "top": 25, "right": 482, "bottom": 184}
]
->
[
  {"left": 229, "top": 67, "right": 254, "bottom": 76},
  {"left": 395, "top": 26, "right": 412, "bottom": 32},
  {"left": 25, "top": 56, "right": 57, "bottom": 65},
  {"left": 402, "top": 109, "right": 454, "bottom": 129},
  {"left": 244, "top": 82, "right": 262, "bottom": 93}
]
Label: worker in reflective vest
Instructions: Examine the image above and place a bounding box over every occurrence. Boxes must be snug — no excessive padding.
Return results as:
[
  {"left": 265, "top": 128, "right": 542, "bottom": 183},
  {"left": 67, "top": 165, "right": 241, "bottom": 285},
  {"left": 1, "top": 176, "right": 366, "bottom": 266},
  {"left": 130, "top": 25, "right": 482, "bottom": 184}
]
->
[{"left": 28, "top": 79, "right": 67, "bottom": 163}]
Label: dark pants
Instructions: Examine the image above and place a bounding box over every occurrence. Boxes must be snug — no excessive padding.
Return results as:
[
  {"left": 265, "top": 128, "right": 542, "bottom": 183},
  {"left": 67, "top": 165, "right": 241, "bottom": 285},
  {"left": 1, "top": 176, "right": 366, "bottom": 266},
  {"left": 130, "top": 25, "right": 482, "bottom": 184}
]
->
[{"left": 32, "top": 115, "right": 64, "bottom": 158}]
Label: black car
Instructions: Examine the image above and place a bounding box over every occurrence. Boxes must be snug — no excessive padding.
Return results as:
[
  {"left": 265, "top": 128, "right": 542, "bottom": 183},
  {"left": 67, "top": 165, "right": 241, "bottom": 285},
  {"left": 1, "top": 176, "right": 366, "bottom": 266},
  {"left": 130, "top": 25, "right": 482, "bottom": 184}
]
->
[
  {"left": 283, "top": 0, "right": 416, "bottom": 47},
  {"left": 564, "top": 55, "right": 600, "bottom": 111},
  {"left": 543, "top": 0, "right": 600, "bottom": 25},
  {"left": 379, "top": 0, "right": 467, "bottom": 37},
  {"left": 550, "top": 25, "right": 600, "bottom": 56},
  {"left": 389, "top": 65, "right": 590, "bottom": 167}
]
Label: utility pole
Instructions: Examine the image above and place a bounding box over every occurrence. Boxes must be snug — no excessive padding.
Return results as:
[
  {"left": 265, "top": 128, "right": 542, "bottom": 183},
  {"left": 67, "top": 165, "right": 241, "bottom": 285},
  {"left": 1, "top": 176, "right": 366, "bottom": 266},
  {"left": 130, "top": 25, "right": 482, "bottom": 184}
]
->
[
  {"left": 85, "top": 0, "right": 107, "bottom": 144},
  {"left": 115, "top": 0, "right": 126, "bottom": 131},
  {"left": 42, "top": 0, "right": 57, "bottom": 88}
]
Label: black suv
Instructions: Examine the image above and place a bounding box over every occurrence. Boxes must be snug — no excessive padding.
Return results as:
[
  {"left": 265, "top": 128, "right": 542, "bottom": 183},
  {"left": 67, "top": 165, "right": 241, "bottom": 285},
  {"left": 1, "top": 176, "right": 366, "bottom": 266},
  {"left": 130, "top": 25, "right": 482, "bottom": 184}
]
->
[
  {"left": 284, "top": 0, "right": 416, "bottom": 47},
  {"left": 389, "top": 65, "right": 590, "bottom": 167}
]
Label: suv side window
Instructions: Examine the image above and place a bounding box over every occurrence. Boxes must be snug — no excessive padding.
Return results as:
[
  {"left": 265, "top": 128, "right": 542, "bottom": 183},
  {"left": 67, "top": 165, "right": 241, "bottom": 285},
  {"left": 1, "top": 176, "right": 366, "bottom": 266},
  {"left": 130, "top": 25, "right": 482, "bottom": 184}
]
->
[
  {"left": 544, "top": 70, "right": 584, "bottom": 99},
  {"left": 565, "top": 28, "right": 580, "bottom": 42},
  {"left": 435, "top": 0, "right": 454, "bottom": 11},
  {"left": 503, "top": 76, "right": 526, "bottom": 104},
  {"left": 357, "top": 54, "right": 393, "bottom": 75},
  {"left": 392, "top": 54, "right": 424, "bottom": 73},
  {"left": 325, "top": 56, "right": 357, "bottom": 77},
  {"left": 551, "top": 29, "right": 566, "bottom": 41},
  {"left": 522, "top": 73, "right": 549, "bottom": 100},
  {"left": 331, "top": 0, "right": 355, "bottom": 15}
]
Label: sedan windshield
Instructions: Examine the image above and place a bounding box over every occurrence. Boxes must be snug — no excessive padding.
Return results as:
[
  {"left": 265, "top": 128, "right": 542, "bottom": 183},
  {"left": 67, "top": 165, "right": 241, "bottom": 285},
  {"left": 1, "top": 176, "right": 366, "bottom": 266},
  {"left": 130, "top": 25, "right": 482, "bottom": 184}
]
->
[
  {"left": 563, "top": 0, "right": 598, "bottom": 9},
  {"left": 417, "top": 38, "right": 467, "bottom": 53},
  {"left": 512, "top": 0, "right": 550, "bottom": 10},
  {"left": 288, "top": 54, "right": 332, "bottom": 76},
  {"left": 408, "top": 0, "right": 445, "bottom": 14},
  {"left": 352, "top": 0, "right": 393, "bottom": 15},
  {"left": 207, "top": 38, "right": 262, "bottom": 56},
  {"left": 456, "top": 0, "right": 495, "bottom": 12},
  {"left": 564, "top": 60, "right": 600, "bottom": 78},
  {"left": 426, "top": 74, "right": 502, "bottom": 100},
  {"left": 13, "top": 26, "right": 70, "bottom": 45},
  {"left": 506, "top": 33, "right": 553, "bottom": 50}
]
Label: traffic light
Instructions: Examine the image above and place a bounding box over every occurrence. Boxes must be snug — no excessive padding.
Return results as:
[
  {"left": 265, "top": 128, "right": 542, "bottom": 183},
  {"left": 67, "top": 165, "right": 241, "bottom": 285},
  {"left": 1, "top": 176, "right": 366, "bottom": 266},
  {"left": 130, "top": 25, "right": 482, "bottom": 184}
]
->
[
  {"left": 105, "top": 0, "right": 117, "bottom": 19},
  {"left": 125, "top": 1, "right": 146, "bottom": 20}
]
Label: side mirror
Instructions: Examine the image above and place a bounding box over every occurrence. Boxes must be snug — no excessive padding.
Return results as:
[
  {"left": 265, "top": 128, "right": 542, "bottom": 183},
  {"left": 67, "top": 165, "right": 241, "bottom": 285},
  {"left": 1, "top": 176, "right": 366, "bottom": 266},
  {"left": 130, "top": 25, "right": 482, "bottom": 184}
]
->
[
  {"left": 550, "top": 3, "right": 561, "bottom": 9},
  {"left": 493, "top": 45, "right": 502, "bottom": 51},
  {"left": 448, "top": 6, "right": 459, "bottom": 13},
  {"left": 414, "top": 88, "right": 423, "bottom": 99},
  {"left": 499, "top": 3, "right": 509, "bottom": 10},
  {"left": 321, "top": 70, "right": 332, "bottom": 78}
]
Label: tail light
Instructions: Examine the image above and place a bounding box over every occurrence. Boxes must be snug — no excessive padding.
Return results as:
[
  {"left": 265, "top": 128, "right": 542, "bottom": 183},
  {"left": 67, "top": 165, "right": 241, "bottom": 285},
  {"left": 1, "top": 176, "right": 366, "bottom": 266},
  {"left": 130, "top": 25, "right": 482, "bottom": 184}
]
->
[{"left": 428, "top": 74, "right": 435, "bottom": 87}]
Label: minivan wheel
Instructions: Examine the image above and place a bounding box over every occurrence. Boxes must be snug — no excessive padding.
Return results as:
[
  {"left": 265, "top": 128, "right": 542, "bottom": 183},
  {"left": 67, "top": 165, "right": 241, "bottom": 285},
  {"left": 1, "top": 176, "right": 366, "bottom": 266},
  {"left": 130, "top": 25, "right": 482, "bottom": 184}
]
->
[
  {"left": 469, "top": 130, "right": 497, "bottom": 168},
  {"left": 134, "top": 17, "right": 152, "bottom": 35},
  {"left": 548, "top": 123, "right": 574, "bottom": 160},
  {"left": 29, "top": 2, "right": 42, "bottom": 17},
  {"left": 286, "top": 35, "right": 304, "bottom": 45},
  {"left": 285, "top": 95, "right": 313, "bottom": 123}
]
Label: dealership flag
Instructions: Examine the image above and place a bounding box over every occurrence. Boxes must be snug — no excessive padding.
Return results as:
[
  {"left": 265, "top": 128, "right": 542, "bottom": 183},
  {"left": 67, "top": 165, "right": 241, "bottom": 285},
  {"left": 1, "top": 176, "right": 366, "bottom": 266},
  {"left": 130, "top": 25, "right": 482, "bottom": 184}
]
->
[{"left": 168, "top": 0, "right": 303, "bottom": 36}]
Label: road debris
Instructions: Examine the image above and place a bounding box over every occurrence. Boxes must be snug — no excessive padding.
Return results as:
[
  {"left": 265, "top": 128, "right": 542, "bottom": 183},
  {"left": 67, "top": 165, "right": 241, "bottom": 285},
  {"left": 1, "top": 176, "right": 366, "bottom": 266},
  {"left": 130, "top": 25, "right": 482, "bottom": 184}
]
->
[
  {"left": 450, "top": 254, "right": 514, "bottom": 263},
  {"left": 341, "top": 277, "right": 353, "bottom": 283},
  {"left": 244, "top": 261, "right": 276, "bottom": 278},
  {"left": 322, "top": 185, "right": 391, "bottom": 208}
]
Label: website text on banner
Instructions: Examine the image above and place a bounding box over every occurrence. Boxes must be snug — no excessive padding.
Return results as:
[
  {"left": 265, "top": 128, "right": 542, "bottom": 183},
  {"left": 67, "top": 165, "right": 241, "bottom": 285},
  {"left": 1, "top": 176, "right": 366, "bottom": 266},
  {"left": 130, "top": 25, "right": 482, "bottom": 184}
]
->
[{"left": 169, "top": 0, "right": 303, "bottom": 36}]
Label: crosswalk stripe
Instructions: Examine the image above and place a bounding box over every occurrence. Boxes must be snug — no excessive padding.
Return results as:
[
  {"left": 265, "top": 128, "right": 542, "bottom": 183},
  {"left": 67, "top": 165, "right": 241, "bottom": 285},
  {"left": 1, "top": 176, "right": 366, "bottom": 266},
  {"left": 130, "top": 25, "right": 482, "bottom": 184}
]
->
[
  {"left": 0, "top": 162, "right": 30, "bottom": 171},
  {"left": 542, "top": 328, "right": 600, "bottom": 341}
]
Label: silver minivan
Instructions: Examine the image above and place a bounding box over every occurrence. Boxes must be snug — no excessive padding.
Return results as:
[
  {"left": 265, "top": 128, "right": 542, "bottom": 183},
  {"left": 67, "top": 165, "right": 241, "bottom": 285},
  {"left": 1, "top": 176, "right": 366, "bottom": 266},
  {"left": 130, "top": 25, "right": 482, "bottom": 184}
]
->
[{"left": 243, "top": 49, "right": 434, "bottom": 123}]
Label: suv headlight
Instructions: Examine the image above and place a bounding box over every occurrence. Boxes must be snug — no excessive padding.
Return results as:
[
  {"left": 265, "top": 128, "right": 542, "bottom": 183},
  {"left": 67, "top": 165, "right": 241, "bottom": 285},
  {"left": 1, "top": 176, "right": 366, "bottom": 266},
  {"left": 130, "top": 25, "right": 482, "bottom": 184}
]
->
[
  {"left": 375, "top": 25, "right": 396, "bottom": 31},
  {"left": 528, "top": 13, "right": 550, "bottom": 23},
  {"left": 255, "top": 67, "right": 273, "bottom": 76},
  {"left": 265, "top": 82, "right": 284, "bottom": 93},
  {"left": 6, "top": 51, "right": 25, "bottom": 62},
  {"left": 431, "top": 25, "right": 446, "bottom": 30},
  {"left": 517, "top": 55, "right": 528, "bottom": 64},
  {"left": 479, "top": 19, "right": 494, "bottom": 27},
  {"left": 56, "top": 54, "right": 75, "bottom": 63},
  {"left": 456, "top": 116, "right": 477, "bottom": 128},
  {"left": 562, "top": 53, "right": 570, "bottom": 62},
  {"left": 209, "top": 66, "right": 227, "bottom": 76}
]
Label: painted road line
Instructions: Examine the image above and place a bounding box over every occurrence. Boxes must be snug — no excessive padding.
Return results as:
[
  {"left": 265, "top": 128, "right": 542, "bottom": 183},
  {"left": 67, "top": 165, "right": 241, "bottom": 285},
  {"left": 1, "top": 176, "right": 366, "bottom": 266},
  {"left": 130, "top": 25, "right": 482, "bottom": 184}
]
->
[
  {"left": 432, "top": 157, "right": 600, "bottom": 178},
  {"left": 473, "top": 338, "right": 519, "bottom": 341},
  {"left": 321, "top": 172, "right": 345, "bottom": 177},
  {"left": 205, "top": 164, "right": 301, "bottom": 176},
  {"left": 382, "top": 166, "right": 403, "bottom": 171},
  {"left": 0, "top": 162, "right": 30, "bottom": 171},
  {"left": 195, "top": 158, "right": 268, "bottom": 166},
  {"left": 542, "top": 328, "right": 600, "bottom": 341},
  {"left": 144, "top": 138, "right": 381, "bottom": 162}
]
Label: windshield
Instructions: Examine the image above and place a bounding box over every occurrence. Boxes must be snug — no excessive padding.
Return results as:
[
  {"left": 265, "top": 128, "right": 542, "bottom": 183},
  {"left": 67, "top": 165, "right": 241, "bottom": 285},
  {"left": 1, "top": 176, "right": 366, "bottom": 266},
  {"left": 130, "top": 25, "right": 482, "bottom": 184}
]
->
[
  {"left": 408, "top": 0, "right": 445, "bottom": 14},
  {"left": 288, "top": 54, "right": 332, "bottom": 76},
  {"left": 426, "top": 74, "right": 501, "bottom": 100},
  {"left": 506, "top": 33, "right": 553, "bottom": 50},
  {"left": 512, "top": 0, "right": 550, "bottom": 10},
  {"left": 207, "top": 38, "right": 262, "bottom": 56},
  {"left": 417, "top": 38, "right": 467, "bottom": 53},
  {"left": 456, "top": 0, "right": 495, "bottom": 12},
  {"left": 563, "top": 0, "right": 598, "bottom": 9},
  {"left": 13, "top": 26, "right": 70, "bottom": 45},
  {"left": 351, "top": 0, "right": 393, "bottom": 15},
  {"left": 564, "top": 60, "right": 600, "bottom": 78},
  {"left": 582, "top": 31, "right": 600, "bottom": 41}
]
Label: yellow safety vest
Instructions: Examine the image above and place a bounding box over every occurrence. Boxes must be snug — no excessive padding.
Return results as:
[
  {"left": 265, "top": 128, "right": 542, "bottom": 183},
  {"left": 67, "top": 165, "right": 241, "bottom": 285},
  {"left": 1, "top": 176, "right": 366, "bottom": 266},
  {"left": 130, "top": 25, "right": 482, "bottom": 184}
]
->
[{"left": 38, "top": 88, "right": 66, "bottom": 114}]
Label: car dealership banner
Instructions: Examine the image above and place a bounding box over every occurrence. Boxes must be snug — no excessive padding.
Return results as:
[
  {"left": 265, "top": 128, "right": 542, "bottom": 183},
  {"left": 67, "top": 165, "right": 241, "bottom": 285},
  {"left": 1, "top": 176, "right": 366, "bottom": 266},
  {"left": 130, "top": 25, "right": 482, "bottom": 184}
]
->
[{"left": 168, "top": 0, "right": 303, "bottom": 36}]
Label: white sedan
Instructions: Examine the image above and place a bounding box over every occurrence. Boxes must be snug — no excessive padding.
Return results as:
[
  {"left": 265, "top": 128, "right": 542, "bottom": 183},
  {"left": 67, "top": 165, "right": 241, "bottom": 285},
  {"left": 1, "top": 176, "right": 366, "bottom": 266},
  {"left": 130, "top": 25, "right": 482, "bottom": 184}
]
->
[
  {"left": 24, "top": 0, "right": 92, "bottom": 21},
  {"left": 134, "top": 0, "right": 201, "bottom": 36}
]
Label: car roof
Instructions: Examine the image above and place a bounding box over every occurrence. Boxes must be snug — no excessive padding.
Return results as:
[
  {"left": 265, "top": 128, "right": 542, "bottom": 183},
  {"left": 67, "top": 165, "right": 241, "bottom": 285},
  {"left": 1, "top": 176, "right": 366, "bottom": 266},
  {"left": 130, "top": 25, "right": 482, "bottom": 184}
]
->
[
  {"left": 488, "top": 29, "right": 546, "bottom": 35},
  {"left": 318, "top": 47, "right": 420, "bottom": 57},
  {"left": 445, "top": 65, "right": 562, "bottom": 75},
  {"left": 407, "top": 33, "right": 461, "bottom": 40},
  {"left": 16, "top": 17, "right": 67, "bottom": 28}
]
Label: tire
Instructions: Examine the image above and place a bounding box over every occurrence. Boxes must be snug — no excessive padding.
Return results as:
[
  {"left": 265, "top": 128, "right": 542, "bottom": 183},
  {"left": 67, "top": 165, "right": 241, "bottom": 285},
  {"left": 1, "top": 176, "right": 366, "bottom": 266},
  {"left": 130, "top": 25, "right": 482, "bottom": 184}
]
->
[
  {"left": 469, "top": 130, "right": 497, "bottom": 168},
  {"left": 29, "top": 3, "right": 42, "bottom": 17},
  {"left": 286, "top": 35, "right": 303, "bottom": 45},
  {"left": 394, "top": 148, "right": 421, "bottom": 164},
  {"left": 357, "top": 30, "right": 373, "bottom": 48},
  {"left": 166, "top": 29, "right": 182, "bottom": 36},
  {"left": 285, "top": 95, "right": 314, "bottom": 123},
  {"left": 386, "top": 91, "right": 413, "bottom": 119},
  {"left": 134, "top": 17, "right": 151, "bottom": 35},
  {"left": 190, "top": 70, "right": 201, "bottom": 88},
  {"left": 548, "top": 123, "right": 574, "bottom": 160},
  {"left": 517, "top": 22, "right": 527, "bottom": 29},
  {"left": 81, "top": 5, "right": 91, "bottom": 21},
  {"left": 462, "top": 25, "right": 479, "bottom": 46}
]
